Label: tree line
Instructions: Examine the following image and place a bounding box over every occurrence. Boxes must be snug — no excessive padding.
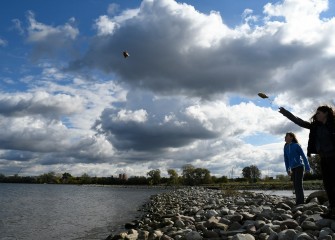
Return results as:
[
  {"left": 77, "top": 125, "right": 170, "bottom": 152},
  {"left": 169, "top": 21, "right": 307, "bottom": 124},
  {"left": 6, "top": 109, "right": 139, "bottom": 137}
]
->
[{"left": 0, "top": 157, "right": 322, "bottom": 185}]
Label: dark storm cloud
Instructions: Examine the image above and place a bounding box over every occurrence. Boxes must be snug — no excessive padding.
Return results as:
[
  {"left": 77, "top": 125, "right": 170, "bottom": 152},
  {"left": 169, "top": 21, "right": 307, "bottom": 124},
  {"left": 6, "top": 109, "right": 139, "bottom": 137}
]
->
[
  {"left": 0, "top": 125, "right": 67, "bottom": 153},
  {"left": 0, "top": 93, "right": 83, "bottom": 117},
  {"left": 0, "top": 150, "right": 36, "bottom": 162},
  {"left": 93, "top": 106, "right": 218, "bottom": 151}
]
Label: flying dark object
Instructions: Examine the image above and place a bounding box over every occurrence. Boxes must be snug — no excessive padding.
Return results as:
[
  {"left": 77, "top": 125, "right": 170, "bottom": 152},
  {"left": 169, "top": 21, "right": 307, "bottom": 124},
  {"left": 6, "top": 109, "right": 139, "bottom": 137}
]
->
[
  {"left": 258, "top": 92, "right": 269, "bottom": 99},
  {"left": 123, "top": 51, "right": 129, "bottom": 58}
]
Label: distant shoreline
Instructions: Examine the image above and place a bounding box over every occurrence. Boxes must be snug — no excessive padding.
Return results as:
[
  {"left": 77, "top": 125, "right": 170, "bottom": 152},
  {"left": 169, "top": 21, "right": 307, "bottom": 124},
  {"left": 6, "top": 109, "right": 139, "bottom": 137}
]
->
[{"left": 0, "top": 180, "right": 324, "bottom": 191}]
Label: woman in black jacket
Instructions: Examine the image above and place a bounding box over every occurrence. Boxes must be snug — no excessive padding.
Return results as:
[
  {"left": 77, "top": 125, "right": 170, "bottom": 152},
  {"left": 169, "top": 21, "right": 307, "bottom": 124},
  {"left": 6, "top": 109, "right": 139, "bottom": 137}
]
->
[{"left": 279, "top": 106, "right": 335, "bottom": 219}]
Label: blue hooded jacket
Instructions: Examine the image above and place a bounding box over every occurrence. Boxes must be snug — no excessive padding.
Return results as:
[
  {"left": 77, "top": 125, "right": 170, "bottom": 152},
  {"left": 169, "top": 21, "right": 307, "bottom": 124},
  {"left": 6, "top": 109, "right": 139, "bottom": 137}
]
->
[{"left": 283, "top": 142, "right": 311, "bottom": 173}]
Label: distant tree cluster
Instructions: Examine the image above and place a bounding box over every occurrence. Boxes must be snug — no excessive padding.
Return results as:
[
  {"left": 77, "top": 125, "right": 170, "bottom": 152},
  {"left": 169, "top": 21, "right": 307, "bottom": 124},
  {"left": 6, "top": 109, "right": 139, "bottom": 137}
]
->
[
  {"left": 182, "top": 164, "right": 211, "bottom": 186},
  {"left": 242, "top": 165, "right": 261, "bottom": 182},
  {"left": 0, "top": 172, "right": 150, "bottom": 185}
]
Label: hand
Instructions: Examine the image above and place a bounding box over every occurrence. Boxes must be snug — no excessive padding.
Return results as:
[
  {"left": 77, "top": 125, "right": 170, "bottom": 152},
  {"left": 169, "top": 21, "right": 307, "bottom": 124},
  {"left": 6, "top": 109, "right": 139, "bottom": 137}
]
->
[{"left": 279, "top": 107, "right": 287, "bottom": 114}]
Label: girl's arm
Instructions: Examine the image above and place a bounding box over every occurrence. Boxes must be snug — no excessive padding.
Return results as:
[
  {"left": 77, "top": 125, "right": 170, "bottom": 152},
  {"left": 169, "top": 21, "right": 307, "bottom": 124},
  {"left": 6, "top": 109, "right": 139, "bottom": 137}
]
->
[
  {"left": 297, "top": 145, "right": 311, "bottom": 172},
  {"left": 279, "top": 107, "right": 311, "bottom": 129},
  {"left": 283, "top": 148, "right": 290, "bottom": 173}
]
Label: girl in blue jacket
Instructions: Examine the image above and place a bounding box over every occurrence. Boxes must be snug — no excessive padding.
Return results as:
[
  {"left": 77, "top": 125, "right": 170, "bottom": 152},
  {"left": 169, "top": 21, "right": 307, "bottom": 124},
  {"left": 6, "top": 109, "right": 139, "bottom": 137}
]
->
[{"left": 284, "top": 132, "right": 311, "bottom": 205}]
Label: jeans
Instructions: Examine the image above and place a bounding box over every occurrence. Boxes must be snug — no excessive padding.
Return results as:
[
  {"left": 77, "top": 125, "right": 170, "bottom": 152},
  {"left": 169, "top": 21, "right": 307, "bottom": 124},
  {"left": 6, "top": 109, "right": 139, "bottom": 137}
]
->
[
  {"left": 320, "top": 154, "right": 335, "bottom": 208},
  {"left": 292, "top": 166, "right": 304, "bottom": 205}
]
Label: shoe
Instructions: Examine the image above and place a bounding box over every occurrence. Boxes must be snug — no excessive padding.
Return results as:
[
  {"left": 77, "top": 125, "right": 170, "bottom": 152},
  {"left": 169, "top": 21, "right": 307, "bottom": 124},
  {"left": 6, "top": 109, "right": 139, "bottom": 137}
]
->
[{"left": 320, "top": 208, "right": 335, "bottom": 219}]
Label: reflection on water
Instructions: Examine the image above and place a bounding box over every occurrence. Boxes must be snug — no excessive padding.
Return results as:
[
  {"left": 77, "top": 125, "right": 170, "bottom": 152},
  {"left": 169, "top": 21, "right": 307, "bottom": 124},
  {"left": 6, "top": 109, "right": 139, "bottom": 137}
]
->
[{"left": 0, "top": 184, "right": 167, "bottom": 240}]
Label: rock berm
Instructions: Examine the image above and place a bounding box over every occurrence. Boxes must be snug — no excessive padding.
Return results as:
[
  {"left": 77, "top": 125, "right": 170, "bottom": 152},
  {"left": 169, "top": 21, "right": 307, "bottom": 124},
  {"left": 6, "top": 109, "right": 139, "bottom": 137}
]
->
[{"left": 106, "top": 187, "right": 335, "bottom": 240}]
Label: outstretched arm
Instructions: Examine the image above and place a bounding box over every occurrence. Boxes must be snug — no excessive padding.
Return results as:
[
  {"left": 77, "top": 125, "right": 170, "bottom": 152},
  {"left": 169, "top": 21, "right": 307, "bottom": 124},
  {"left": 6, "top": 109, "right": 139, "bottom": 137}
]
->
[{"left": 279, "top": 107, "right": 311, "bottom": 129}]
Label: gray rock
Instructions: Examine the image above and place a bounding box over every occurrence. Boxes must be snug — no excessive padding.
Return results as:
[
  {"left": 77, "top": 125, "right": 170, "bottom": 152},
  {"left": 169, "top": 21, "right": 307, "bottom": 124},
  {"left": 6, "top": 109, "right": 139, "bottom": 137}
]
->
[
  {"left": 301, "top": 220, "right": 321, "bottom": 231},
  {"left": 250, "top": 206, "right": 263, "bottom": 214},
  {"left": 137, "top": 230, "right": 149, "bottom": 240},
  {"left": 318, "top": 236, "right": 332, "bottom": 240},
  {"left": 255, "top": 220, "right": 267, "bottom": 229},
  {"left": 319, "top": 227, "right": 333, "bottom": 238},
  {"left": 203, "top": 229, "right": 220, "bottom": 238},
  {"left": 229, "top": 214, "right": 243, "bottom": 222},
  {"left": 241, "top": 212, "right": 255, "bottom": 220},
  {"left": 258, "top": 233, "right": 268, "bottom": 240},
  {"left": 220, "top": 217, "right": 232, "bottom": 225},
  {"left": 185, "top": 231, "right": 202, "bottom": 240},
  {"left": 316, "top": 219, "right": 333, "bottom": 228},
  {"left": 125, "top": 234, "right": 138, "bottom": 240},
  {"left": 221, "top": 229, "right": 248, "bottom": 236},
  {"left": 268, "top": 232, "right": 278, "bottom": 240},
  {"left": 236, "top": 198, "right": 247, "bottom": 205},
  {"left": 306, "top": 191, "right": 328, "bottom": 204},
  {"left": 206, "top": 210, "right": 219, "bottom": 218},
  {"left": 211, "top": 222, "right": 229, "bottom": 230},
  {"left": 278, "top": 229, "right": 297, "bottom": 240},
  {"left": 246, "top": 225, "right": 257, "bottom": 234},
  {"left": 280, "top": 219, "right": 299, "bottom": 229},
  {"left": 229, "top": 222, "right": 242, "bottom": 231},
  {"left": 303, "top": 202, "right": 319, "bottom": 211},
  {"left": 276, "top": 203, "right": 291, "bottom": 211},
  {"left": 232, "top": 233, "right": 255, "bottom": 240},
  {"left": 281, "top": 214, "right": 293, "bottom": 220},
  {"left": 260, "top": 224, "right": 275, "bottom": 235},
  {"left": 153, "top": 230, "right": 163, "bottom": 238},
  {"left": 160, "top": 235, "right": 174, "bottom": 240},
  {"left": 221, "top": 208, "right": 230, "bottom": 215},
  {"left": 174, "top": 219, "right": 185, "bottom": 228},
  {"left": 296, "top": 232, "right": 314, "bottom": 240}
]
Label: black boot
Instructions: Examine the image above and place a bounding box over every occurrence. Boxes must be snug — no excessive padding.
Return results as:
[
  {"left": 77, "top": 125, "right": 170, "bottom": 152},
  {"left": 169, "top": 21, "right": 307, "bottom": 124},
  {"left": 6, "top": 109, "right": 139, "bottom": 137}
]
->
[{"left": 320, "top": 207, "right": 335, "bottom": 219}]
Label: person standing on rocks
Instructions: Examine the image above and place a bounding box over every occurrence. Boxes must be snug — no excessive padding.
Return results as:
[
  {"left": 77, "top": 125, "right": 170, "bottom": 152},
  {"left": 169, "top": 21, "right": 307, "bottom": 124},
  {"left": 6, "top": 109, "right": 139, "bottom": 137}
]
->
[
  {"left": 279, "top": 105, "right": 335, "bottom": 219},
  {"left": 283, "top": 132, "right": 311, "bottom": 205}
]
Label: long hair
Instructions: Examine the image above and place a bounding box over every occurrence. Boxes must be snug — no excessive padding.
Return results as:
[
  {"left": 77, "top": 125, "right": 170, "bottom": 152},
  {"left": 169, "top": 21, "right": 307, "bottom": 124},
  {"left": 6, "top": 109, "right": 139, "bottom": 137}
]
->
[
  {"left": 311, "top": 105, "right": 335, "bottom": 124},
  {"left": 285, "top": 132, "right": 299, "bottom": 146}
]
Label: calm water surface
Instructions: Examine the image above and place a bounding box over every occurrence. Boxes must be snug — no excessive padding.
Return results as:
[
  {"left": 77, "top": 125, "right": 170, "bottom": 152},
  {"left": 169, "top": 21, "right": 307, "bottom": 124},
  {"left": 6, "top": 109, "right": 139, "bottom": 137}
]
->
[
  {"left": 0, "top": 184, "right": 167, "bottom": 240},
  {"left": 251, "top": 189, "right": 316, "bottom": 197}
]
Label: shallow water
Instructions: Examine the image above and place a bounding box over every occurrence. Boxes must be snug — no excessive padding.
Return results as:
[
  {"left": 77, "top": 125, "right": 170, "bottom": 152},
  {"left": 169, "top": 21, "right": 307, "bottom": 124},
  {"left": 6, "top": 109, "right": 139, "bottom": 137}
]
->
[
  {"left": 0, "top": 184, "right": 167, "bottom": 240},
  {"left": 249, "top": 189, "right": 317, "bottom": 197}
]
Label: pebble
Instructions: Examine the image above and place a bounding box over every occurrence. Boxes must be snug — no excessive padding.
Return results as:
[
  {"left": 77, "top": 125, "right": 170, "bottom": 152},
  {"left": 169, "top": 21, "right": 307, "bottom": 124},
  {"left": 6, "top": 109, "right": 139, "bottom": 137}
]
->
[{"left": 106, "top": 187, "right": 335, "bottom": 240}]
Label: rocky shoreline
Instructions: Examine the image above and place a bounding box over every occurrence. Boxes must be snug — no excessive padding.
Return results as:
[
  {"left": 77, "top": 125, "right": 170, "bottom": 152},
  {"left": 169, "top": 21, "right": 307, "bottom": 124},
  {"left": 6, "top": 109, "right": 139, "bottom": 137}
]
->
[{"left": 106, "top": 187, "right": 335, "bottom": 240}]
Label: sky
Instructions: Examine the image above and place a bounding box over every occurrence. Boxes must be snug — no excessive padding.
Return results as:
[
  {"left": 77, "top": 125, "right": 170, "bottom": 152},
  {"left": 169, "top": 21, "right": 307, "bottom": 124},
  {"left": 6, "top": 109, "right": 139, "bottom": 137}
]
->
[{"left": 1, "top": 0, "right": 335, "bottom": 178}]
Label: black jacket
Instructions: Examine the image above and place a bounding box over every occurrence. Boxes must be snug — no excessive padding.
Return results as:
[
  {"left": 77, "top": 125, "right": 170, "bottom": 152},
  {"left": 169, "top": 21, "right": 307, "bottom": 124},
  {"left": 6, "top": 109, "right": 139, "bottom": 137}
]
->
[{"left": 279, "top": 108, "right": 335, "bottom": 156}]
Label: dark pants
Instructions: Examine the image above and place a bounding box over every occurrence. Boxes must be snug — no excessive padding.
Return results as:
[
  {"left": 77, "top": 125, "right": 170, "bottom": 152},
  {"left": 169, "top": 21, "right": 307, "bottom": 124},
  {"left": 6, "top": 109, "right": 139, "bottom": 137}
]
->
[
  {"left": 292, "top": 166, "right": 304, "bottom": 205},
  {"left": 320, "top": 155, "right": 335, "bottom": 208}
]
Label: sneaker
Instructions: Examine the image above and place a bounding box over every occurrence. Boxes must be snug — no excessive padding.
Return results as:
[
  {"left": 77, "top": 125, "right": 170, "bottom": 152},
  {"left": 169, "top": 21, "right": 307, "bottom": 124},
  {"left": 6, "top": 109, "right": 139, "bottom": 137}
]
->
[{"left": 320, "top": 208, "right": 335, "bottom": 219}]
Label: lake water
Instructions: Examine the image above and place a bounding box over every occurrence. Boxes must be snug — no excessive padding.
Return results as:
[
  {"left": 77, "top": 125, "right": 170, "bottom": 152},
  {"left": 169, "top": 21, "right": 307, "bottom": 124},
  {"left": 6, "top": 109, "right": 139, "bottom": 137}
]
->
[{"left": 0, "top": 184, "right": 168, "bottom": 240}]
